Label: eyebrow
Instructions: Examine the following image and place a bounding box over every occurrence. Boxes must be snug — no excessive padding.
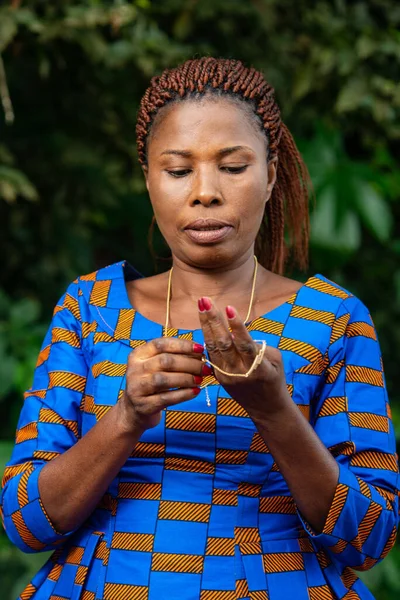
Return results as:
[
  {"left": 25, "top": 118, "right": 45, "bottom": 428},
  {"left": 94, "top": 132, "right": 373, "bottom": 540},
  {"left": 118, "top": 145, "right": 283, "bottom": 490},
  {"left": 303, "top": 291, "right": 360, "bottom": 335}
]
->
[{"left": 160, "top": 145, "right": 254, "bottom": 158}]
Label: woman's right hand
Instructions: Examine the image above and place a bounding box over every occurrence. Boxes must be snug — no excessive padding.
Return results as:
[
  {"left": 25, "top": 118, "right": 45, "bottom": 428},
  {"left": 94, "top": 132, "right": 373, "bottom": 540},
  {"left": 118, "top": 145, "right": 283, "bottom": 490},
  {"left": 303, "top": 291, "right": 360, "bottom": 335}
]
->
[{"left": 119, "top": 337, "right": 211, "bottom": 431}]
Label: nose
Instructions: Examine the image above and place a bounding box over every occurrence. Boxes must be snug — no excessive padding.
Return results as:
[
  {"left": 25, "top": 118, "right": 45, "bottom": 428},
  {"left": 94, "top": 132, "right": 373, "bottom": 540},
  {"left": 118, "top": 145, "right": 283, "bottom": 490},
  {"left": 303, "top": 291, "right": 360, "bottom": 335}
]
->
[{"left": 189, "top": 165, "right": 223, "bottom": 207}]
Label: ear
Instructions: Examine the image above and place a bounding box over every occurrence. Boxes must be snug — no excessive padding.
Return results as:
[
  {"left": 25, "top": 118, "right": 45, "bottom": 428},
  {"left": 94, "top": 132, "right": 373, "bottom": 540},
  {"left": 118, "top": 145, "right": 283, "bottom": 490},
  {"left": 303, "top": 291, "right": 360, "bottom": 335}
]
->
[
  {"left": 265, "top": 156, "right": 278, "bottom": 202},
  {"left": 142, "top": 164, "right": 150, "bottom": 191}
]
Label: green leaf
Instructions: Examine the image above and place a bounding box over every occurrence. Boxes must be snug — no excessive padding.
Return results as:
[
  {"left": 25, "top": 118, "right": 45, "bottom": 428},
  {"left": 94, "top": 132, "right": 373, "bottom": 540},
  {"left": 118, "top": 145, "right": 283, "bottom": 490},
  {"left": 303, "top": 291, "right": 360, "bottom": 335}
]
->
[
  {"left": 356, "top": 35, "right": 377, "bottom": 59},
  {"left": 14, "top": 8, "right": 44, "bottom": 34},
  {"left": 311, "top": 186, "right": 361, "bottom": 252},
  {"left": 355, "top": 183, "right": 393, "bottom": 241},
  {"left": 292, "top": 63, "right": 316, "bottom": 101},
  {"left": 0, "top": 180, "right": 16, "bottom": 203},
  {"left": 0, "top": 14, "right": 17, "bottom": 52},
  {"left": 0, "top": 166, "right": 38, "bottom": 202},
  {"left": 336, "top": 78, "right": 370, "bottom": 113},
  {"left": 9, "top": 299, "right": 40, "bottom": 328}
]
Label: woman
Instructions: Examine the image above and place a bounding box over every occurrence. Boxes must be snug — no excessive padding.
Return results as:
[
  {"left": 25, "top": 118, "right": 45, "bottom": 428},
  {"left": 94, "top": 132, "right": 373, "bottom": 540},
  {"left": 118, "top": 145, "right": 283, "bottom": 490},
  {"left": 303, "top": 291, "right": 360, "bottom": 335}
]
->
[{"left": 1, "top": 57, "right": 398, "bottom": 600}]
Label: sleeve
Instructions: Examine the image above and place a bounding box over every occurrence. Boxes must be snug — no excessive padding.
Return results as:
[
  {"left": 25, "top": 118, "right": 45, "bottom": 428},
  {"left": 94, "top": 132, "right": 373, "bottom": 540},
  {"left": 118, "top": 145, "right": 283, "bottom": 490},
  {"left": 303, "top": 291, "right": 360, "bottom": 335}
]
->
[
  {"left": 298, "top": 295, "right": 399, "bottom": 571},
  {"left": 0, "top": 280, "right": 87, "bottom": 553}
]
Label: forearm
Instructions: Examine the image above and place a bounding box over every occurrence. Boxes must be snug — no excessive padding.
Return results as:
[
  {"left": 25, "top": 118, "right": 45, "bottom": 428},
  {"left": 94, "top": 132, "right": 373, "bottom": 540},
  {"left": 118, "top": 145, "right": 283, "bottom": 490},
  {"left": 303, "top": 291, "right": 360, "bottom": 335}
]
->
[
  {"left": 252, "top": 394, "right": 339, "bottom": 532},
  {"left": 38, "top": 398, "right": 145, "bottom": 533}
]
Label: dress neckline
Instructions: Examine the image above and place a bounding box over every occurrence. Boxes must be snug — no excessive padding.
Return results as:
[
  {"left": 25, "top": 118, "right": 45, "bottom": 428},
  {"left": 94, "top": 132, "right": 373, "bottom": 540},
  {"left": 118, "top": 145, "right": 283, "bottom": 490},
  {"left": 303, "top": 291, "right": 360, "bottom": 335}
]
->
[{"left": 120, "top": 261, "right": 320, "bottom": 334}]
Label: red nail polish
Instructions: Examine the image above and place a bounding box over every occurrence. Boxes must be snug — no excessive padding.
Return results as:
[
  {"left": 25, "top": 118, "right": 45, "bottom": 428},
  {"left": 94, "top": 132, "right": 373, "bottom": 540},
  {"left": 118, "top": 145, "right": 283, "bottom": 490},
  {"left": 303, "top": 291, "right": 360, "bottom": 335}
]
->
[
  {"left": 201, "top": 364, "right": 213, "bottom": 376},
  {"left": 193, "top": 342, "right": 204, "bottom": 354},
  {"left": 226, "top": 306, "right": 236, "bottom": 319},
  {"left": 198, "top": 298, "right": 205, "bottom": 312},
  {"left": 192, "top": 387, "right": 201, "bottom": 395},
  {"left": 194, "top": 375, "right": 203, "bottom": 384},
  {"left": 201, "top": 297, "right": 212, "bottom": 311}
]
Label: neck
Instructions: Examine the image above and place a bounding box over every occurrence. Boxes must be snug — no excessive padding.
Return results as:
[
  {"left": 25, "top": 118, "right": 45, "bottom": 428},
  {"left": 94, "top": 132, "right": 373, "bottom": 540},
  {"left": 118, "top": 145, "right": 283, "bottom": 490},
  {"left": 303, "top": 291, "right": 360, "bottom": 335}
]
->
[{"left": 169, "top": 250, "right": 259, "bottom": 304}]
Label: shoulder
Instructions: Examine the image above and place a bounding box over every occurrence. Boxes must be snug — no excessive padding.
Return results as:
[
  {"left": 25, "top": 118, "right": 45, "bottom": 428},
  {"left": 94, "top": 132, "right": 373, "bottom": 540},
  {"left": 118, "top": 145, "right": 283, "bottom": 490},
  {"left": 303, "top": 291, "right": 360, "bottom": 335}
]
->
[
  {"left": 258, "top": 270, "right": 361, "bottom": 314},
  {"left": 76, "top": 260, "right": 138, "bottom": 286},
  {"left": 62, "top": 260, "right": 169, "bottom": 324},
  {"left": 287, "top": 273, "right": 376, "bottom": 355},
  {"left": 76, "top": 260, "right": 142, "bottom": 298},
  {"left": 53, "top": 261, "right": 140, "bottom": 321},
  {"left": 294, "top": 273, "right": 371, "bottom": 318}
]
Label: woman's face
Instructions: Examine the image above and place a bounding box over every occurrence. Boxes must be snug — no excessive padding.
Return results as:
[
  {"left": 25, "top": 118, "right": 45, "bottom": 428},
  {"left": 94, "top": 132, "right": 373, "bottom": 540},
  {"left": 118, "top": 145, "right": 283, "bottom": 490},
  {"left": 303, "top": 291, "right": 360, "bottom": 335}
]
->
[{"left": 143, "top": 98, "right": 277, "bottom": 269}]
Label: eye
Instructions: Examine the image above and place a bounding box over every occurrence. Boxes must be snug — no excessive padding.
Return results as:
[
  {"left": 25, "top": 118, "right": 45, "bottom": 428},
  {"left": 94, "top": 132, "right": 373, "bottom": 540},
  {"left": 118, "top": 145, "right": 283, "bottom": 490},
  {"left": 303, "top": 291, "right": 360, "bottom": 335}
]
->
[
  {"left": 166, "top": 169, "right": 192, "bottom": 178},
  {"left": 221, "top": 165, "right": 248, "bottom": 174}
]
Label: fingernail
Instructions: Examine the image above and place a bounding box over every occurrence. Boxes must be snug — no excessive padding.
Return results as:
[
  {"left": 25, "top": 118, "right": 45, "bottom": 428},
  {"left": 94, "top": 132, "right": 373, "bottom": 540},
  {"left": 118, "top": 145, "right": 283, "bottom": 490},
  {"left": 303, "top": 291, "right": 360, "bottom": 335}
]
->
[
  {"left": 226, "top": 306, "right": 236, "bottom": 319},
  {"left": 194, "top": 375, "right": 203, "bottom": 385},
  {"left": 192, "top": 387, "right": 201, "bottom": 395},
  {"left": 198, "top": 298, "right": 205, "bottom": 312},
  {"left": 201, "top": 297, "right": 212, "bottom": 311},
  {"left": 193, "top": 342, "right": 204, "bottom": 354},
  {"left": 201, "top": 364, "right": 213, "bottom": 376}
]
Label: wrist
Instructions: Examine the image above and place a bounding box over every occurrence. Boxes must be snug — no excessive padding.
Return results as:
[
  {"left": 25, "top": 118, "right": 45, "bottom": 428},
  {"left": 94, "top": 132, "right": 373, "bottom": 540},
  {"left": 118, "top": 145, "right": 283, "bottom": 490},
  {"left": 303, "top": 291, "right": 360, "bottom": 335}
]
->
[
  {"left": 114, "top": 394, "right": 146, "bottom": 437},
  {"left": 249, "top": 388, "right": 297, "bottom": 430}
]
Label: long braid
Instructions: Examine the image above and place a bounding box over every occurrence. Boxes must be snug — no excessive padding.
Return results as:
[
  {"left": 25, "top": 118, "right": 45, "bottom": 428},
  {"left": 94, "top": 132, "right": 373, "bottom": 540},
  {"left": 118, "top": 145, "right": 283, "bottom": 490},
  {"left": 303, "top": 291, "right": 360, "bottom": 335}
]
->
[{"left": 136, "top": 57, "right": 311, "bottom": 273}]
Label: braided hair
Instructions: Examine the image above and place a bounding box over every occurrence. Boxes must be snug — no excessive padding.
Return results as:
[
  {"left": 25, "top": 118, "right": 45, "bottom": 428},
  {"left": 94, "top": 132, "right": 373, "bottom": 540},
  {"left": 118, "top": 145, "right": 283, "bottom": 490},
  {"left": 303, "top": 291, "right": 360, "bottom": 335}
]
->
[{"left": 136, "top": 57, "right": 311, "bottom": 274}]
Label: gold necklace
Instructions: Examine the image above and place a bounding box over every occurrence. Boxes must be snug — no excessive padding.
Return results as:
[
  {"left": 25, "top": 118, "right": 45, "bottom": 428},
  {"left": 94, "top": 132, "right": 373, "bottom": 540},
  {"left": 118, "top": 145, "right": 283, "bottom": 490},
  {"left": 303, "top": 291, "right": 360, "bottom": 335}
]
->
[
  {"left": 164, "top": 255, "right": 266, "bottom": 376},
  {"left": 165, "top": 255, "right": 259, "bottom": 332},
  {"left": 163, "top": 256, "right": 267, "bottom": 408}
]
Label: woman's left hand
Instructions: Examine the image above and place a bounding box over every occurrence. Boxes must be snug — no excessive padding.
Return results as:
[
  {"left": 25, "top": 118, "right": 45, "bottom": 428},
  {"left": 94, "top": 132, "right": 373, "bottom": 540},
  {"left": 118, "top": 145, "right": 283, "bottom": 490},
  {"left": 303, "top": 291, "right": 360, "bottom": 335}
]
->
[{"left": 198, "top": 297, "right": 291, "bottom": 422}]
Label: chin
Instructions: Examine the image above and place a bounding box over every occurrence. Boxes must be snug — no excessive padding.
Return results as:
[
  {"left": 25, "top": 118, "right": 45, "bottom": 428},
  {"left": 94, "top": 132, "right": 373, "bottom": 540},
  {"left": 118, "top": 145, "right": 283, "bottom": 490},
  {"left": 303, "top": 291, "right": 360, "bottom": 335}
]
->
[{"left": 177, "top": 243, "right": 244, "bottom": 270}]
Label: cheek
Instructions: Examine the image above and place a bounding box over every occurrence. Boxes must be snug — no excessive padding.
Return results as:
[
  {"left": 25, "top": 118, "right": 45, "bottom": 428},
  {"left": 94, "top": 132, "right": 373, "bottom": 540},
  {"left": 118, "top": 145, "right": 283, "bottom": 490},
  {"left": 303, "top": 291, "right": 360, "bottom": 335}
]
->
[
  {"left": 232, "top": 179, "right": 267, "bottom": 227},
  {"left": 155, "top": 174, "right": 183, "bottom": 195},
  {"left": 148, "top": 178, "right": 188, "bottom": 244},
  {"left": 149, "top": 177, "right": 179, "bottom": 218},
  {"left": 149, "top": 172, "right": 190, "bottom": 203}
]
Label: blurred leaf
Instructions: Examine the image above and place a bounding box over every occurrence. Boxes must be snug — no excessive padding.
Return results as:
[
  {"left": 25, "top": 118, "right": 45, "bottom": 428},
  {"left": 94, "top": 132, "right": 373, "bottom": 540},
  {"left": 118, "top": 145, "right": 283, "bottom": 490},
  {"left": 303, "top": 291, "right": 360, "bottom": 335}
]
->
[
  {"left": 292, "top": 64, "right": 316, "bottom": 101},
  {"left": 356, "top": 35, "right": 377, "bottom": 59},
  {"left": 311, "top": 185, "right": 361, "bottom": 252},
  {"left": 0, "top": 292, "right": 45, "bottom": 401},
  {"left": 336, "top": 78, "right": 370, "bottom": 113},
  {"left": 0, "top": 181, "right": 16, "bottom": 203},
  {"left": 9, "top": 298, "right": 40, "bottom": 327},
  {"left": 0, "top": 167, "right": 39, "bottom": 203},
  {"left": 300, "top": 125, "right": 393, "bottom": 253},
  {"left": 0, "top": 15, "right": 17, "bottom": 52},
  {"left": 355, "top": 183, "right": 393, "bottom": 241}
]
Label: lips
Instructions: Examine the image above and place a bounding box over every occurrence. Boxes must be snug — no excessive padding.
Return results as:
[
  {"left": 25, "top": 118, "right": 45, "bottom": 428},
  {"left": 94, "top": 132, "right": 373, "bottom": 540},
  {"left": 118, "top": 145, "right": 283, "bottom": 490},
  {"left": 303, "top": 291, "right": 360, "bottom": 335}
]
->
[{"left": 184, "top": 218, "right": 234, "bottom": 244}]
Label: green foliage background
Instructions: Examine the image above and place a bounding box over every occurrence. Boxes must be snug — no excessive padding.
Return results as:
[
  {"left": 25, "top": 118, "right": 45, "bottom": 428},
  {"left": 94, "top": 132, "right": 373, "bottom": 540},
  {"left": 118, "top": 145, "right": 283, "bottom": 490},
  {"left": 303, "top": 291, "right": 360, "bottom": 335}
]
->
[{"left": 0, "top": 1, "right": 399, "bottom": 598}]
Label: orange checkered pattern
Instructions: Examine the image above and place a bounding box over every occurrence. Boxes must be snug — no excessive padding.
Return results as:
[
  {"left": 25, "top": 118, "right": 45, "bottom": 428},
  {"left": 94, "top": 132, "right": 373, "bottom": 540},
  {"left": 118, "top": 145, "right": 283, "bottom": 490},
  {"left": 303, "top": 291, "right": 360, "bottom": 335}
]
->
[{"left": 0, "top": 262, "right": 398, "bottom": 600}]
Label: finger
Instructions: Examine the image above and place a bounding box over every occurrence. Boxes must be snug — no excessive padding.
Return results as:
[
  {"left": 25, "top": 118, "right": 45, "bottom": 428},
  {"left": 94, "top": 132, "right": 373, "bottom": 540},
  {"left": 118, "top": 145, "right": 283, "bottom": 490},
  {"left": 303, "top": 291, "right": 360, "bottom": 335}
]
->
[
  {"left": 151, "top": 386, "right": 202, "bottom": 410},
  {"left": 135, "top": 372, "right": 204, "bottom": 397},
  {"left": 225, "top": 305, "right": 258, "bottom": 359},
  {"left": 131, "top": 337, "right": 204, "bottom": 361},
  {"left": 198, "top": 297, "right": 237, "bottom": 363},
  {"left": 143, "top": 353, "right": 213, "bottom": 377}
]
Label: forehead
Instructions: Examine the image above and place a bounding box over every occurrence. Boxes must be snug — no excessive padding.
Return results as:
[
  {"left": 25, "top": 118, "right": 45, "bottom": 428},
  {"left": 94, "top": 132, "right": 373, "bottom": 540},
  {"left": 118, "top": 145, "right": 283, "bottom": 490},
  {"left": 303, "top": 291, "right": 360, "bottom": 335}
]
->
[{"left": 147, "top": 97, "right": 267, "bottom": 156}]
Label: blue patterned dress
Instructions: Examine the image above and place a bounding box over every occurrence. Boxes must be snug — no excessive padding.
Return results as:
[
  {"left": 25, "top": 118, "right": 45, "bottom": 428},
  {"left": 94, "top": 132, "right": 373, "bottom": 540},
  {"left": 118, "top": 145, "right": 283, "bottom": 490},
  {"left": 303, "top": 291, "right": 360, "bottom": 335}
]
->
[{"left": 1, "top": 261, "right": 399, "bottom": 600}]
